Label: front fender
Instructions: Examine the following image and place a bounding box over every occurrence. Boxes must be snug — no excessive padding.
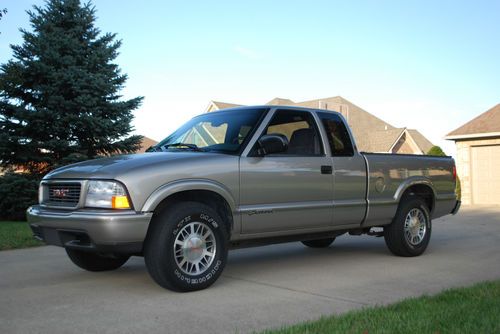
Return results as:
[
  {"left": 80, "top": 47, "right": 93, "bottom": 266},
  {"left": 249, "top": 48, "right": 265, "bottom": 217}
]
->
[{"left": 141, "top": 179, "right": 237, "bottom": 213}]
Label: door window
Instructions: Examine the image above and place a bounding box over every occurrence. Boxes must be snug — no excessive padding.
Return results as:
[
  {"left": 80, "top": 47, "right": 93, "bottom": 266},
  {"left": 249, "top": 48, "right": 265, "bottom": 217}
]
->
[{"left": 262, "top": 110, "right": 323, "bottom": 156}]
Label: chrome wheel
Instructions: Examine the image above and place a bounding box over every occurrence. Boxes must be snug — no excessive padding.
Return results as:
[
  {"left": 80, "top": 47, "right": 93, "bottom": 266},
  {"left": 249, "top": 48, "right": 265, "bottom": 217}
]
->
[
  {"left": 173, "top": 222, "right": 216, "bottom": 276},
  {"left": 404, "top": 208, "right": 427, "bottom": 246}
]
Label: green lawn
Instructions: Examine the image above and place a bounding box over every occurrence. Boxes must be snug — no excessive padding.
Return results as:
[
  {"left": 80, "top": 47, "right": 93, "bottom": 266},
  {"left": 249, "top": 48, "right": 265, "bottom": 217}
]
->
[
  {"left": 259, "top": 280, "right": 500, "bottom": 334},
  {"left": 0, "top": 221, "right": 43, "bottom": 250}
]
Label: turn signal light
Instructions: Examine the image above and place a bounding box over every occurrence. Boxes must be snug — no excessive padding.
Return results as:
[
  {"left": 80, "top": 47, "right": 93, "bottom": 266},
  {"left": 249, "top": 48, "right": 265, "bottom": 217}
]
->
[{"left": 112, "top": 196, "right": 130, "bottom": 209}]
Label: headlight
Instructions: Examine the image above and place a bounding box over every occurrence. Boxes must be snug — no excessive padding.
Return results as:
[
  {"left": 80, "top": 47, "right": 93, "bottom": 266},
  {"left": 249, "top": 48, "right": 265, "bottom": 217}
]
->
[{"left": 85, "top": 181, "right": 131, "bottom": 209}]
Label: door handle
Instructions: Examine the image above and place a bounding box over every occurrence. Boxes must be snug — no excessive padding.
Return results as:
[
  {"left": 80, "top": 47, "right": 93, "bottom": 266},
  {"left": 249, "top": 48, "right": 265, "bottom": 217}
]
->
[{"left": 321, "top": 165, "right": 332, "bottom": 174}]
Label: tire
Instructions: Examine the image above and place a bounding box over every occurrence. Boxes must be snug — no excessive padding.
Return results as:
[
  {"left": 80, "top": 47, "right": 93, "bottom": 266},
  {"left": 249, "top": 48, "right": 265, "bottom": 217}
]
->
[
  {"left": 144, "top": 202, "right": 228, "bottom": 292},
  {"left": 301, "top": 237, "right": 335, "bottom": 248},
  {"left": 384, "top": 197, "right": 432, "bottom": 257},
  {"left": 66, "top": 249, "right": 130, "bottom": 271}
]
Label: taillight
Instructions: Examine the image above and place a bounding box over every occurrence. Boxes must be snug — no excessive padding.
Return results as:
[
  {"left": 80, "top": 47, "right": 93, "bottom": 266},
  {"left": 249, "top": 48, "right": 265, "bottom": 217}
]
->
[{"left": 452, "top": 166, "right": 457, "bottom": 181}]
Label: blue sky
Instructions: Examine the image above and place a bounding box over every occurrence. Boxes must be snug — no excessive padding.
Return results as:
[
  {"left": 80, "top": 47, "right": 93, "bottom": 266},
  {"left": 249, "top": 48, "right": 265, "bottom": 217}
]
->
[{"left": 1, "top": 0, "right": 499, "bottom": 156}]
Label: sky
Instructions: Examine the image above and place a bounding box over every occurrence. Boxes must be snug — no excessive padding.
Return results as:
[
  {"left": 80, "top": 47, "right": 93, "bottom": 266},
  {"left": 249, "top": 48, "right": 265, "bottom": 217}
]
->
[{"left": 1, "top": 0, "right": 499, "bottom": 157}]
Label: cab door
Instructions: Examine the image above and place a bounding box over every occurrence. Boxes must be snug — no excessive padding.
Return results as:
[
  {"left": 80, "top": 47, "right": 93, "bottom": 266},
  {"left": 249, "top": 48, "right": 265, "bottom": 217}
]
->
[
  {"left": 317, "top": 112, "right": 367, "bottom": 226},
  {"left": 239, "top": 109, "right": 333, "bottom": 234}
]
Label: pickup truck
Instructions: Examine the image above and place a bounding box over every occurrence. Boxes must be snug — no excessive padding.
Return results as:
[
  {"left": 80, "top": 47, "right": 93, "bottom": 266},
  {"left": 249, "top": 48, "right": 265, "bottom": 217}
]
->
[{"left": 27, "top": 106, "right": 460, "bottom": 292}]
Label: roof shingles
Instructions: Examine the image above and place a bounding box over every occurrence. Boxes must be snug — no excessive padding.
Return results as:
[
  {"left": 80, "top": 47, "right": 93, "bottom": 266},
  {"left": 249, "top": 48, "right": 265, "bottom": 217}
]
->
[{"left": 446, "top": 103, "right": 500, "bottom": 138}]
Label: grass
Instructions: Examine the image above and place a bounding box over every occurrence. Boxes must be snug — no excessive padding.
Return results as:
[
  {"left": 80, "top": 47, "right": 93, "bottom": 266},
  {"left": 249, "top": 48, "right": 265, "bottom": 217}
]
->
[
  {"left": 0, "top": 221, "right": 43, "bottom": 250},
  {"left": 259, "top": 280, "right": 500, "bottom": 334}
]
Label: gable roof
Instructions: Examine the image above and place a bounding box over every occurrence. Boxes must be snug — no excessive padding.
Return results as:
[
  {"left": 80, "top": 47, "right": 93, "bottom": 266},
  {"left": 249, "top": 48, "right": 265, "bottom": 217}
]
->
[
  {"left": 292, "top": 96, "right": 394, "bottom": 130},
  {"left": 282, "top": 96, "right": 399, "bottom": 151},
  {"left": 446, "top": 103, "right": 500, "bottom": 139},
  {"left": 207, "top": 96, "right": 434, "bottom": 153},
  {"left": 356, "top": 128, "right": 405, "bottom": 153},
  {"left": 210, "top": 101, "right": 243, "bottom": 110},
  {"left": 266, "top": 97, "right": 295, "bottom": 106},
  {"left": 407, "top": 129, "right": 434, "bottom": 154}
]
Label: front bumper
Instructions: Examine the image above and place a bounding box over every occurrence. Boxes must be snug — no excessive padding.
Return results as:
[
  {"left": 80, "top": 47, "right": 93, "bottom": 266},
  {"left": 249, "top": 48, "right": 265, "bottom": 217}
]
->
[{"left": 27, "top": 205, "right": 153, "bottom": 254}]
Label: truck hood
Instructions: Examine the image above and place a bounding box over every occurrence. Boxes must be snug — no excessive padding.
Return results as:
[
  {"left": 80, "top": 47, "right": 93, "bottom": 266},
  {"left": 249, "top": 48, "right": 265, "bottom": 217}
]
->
[{"left": 44, "top": 152, "right": 225, "bottom": 180}]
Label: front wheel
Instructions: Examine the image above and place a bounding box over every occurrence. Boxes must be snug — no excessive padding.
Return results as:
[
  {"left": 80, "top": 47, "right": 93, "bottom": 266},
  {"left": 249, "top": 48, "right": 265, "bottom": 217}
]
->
[
  {"left": 384, "top": 197, "right": 432, "bottom": 257},
  {"left": 144, "top": 202, "right": 228, "bottom": 292},
  {"left": 66, "top": 249, "right": 130, "bottom": 271}
]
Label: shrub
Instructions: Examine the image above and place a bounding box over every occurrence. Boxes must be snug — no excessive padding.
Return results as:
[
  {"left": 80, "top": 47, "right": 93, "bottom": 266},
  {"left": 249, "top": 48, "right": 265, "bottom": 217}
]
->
[
  {"left": 0, "top": 173, "right": 39, "bottom": 221},
  {"left": 427, "top": 146, "right": 447, "bottom": 156}
]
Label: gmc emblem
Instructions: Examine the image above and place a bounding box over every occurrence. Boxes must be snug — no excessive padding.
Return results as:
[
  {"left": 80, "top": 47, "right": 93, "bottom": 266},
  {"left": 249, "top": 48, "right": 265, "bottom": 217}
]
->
[{"left": 53, "top": 188, "right": 69, "bottom": 198}]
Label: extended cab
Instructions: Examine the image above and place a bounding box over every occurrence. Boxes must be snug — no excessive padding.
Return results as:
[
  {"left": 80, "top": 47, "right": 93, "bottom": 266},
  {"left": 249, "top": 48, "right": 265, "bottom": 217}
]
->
[{"left": 27, "top": 106, "right": 460, "bottom": 291}]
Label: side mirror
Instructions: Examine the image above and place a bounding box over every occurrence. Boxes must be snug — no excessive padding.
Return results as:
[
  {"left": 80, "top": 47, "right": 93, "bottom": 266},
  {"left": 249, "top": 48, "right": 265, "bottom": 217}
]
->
[{"left": 257, "top": 134, "right": 289, "bottom": 155}]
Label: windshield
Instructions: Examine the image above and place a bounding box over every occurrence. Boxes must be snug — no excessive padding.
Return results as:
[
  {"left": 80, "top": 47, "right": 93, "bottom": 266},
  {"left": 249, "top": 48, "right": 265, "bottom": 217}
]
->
[{"left": 153, "top": 108, "right": 266, "bottom": 154}]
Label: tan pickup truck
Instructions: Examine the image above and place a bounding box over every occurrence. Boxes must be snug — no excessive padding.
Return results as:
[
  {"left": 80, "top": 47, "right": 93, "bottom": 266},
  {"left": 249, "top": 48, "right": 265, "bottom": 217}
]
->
[{"left": 28, "top": 106, "right": 460, "bottom": 291}]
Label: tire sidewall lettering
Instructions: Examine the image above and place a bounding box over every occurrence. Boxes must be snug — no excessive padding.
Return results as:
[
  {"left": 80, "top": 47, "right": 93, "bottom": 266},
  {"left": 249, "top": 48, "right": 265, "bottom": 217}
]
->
[
  {"left": 172, "top": 215, "right": 191, "bottom": 236},
  {"left": 174, "top": 260, "right": 222, "bottom": 285},
  {"left": 200, "top": 213, "right": 219, "bottom": 228},
  {"left": 172, "top": 213, "right": 219, "bottom": 237}
]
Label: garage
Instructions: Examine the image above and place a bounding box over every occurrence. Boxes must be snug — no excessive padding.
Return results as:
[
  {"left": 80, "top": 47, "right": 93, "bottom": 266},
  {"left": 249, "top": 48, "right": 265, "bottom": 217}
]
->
[
  {"left": 471, "top": 145, "right": 500, "bottom": 204},
  {"left": 446, "top": 103, "right": 500, "bottom": 205}
]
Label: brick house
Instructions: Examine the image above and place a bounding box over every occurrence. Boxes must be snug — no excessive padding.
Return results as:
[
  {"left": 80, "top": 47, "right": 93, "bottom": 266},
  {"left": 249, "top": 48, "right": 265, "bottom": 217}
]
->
[{"left": 206, "top": 96, "right": 434, "bottom": 154}]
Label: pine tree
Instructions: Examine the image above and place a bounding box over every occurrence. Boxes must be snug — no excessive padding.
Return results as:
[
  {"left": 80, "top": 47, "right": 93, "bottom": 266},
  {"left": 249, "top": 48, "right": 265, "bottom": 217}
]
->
[
  {"left": 0, "top": 0, "right": 143, "bottom": 175},
  {"left": 0, "top": 8, "right": 7, "bottom": 34}
]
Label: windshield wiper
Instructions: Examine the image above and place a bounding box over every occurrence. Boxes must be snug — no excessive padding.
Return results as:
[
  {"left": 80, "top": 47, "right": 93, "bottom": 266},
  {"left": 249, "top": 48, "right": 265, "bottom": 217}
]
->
[
  {"left": 146, "top": 145, "right": 162, "bottom": 152},
  {"left": 161, "top": 143, "right": 204, "bottom": 151}
]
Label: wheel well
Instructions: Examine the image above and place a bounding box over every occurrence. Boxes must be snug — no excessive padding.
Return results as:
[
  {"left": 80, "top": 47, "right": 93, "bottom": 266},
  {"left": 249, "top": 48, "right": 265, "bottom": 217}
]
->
[
  {"left": 151, "top": 190, "right": 233, "bottom": 236},
  {"left": 401, "top": 184, "right": 435, "bottom": 213}
]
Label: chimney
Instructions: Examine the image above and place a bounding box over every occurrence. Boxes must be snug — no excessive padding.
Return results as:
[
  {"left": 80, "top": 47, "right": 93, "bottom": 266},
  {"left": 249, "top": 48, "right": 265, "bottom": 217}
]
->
[{"left": 340, "top": 104, "right": 349, "bottom": 124}]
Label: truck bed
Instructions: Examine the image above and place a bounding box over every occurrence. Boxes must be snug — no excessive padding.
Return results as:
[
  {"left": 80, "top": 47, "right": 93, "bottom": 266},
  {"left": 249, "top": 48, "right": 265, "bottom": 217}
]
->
[{"left": 362, "top": 152, "right": 457, "bottom": 226}]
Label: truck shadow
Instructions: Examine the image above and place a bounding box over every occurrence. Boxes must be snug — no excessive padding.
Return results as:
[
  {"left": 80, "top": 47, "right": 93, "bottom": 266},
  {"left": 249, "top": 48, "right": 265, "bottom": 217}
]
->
[{"left": 58, "top": 233, "right": 458, "bottom": 293}]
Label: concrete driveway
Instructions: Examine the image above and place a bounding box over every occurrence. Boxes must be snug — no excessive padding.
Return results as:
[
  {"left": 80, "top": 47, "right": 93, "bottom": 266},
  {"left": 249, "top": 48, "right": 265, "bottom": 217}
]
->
[{"left": 1, "top": 206, "right": 499, "bottom": 334}]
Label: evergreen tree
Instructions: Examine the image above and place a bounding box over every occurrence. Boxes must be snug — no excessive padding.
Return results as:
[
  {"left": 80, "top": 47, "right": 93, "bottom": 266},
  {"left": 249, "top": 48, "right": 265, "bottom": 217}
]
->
[
  {"left": 0, "top": 8, "right": 7, "bottom": 34},
  {"left": 0, "top": 0, "right": 143, "bottom": 175}
]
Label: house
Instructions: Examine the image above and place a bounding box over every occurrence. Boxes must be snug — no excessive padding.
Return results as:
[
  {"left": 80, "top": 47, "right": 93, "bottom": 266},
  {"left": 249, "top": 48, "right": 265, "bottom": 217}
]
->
[
  {"left": 206, "top": 96, "right": 434, "bottom": 154},
  {"left": 136, "top": 136, "right": 158, "bottom": 153},
  {"left": 445, "top": 103, "right": 500, "bottom": 205}
]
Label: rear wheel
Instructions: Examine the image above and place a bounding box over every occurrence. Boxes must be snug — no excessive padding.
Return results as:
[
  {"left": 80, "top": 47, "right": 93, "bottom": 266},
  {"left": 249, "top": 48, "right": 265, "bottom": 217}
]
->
[
  {"left": 144, "top": 202, "right": 228, "bottom": 292},
  {"left": 65, "top": 249, "right": 129, "bottom": 271},
  {"left": 301, "top": 237, "right": 335, "bottom": 248},
  {"left": 384, "top": 197, "right": 431, "bottom": 257}
]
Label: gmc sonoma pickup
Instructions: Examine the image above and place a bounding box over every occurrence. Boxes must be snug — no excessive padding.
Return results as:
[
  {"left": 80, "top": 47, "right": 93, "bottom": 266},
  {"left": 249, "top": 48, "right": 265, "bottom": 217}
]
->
[{"left": 28, "top": 106, "right": 460, "bottom": 291}]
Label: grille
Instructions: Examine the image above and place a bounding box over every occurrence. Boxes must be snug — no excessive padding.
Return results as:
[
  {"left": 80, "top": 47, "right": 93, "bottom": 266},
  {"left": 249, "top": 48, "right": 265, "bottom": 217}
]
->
[{"left": 46, "top": 183, "right": 81, "bottom": 207}]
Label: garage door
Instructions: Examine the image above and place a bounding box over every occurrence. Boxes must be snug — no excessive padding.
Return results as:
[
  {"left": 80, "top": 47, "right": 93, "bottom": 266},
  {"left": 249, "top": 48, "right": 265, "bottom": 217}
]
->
[{"left": 471, "top": 145, "right": 500, "bottom": 205}]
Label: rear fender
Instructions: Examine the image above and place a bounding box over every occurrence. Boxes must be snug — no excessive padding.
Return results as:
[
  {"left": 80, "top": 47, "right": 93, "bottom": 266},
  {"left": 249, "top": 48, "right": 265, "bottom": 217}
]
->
[{"left": 393, "top": 176, "right": 436, "bottom": 204}]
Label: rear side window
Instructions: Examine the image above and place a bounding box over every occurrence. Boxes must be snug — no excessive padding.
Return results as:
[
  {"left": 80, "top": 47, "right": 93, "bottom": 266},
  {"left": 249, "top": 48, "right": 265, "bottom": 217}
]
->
[{"left": 318, "top": 112, "right": 354, "bottom": 156}]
